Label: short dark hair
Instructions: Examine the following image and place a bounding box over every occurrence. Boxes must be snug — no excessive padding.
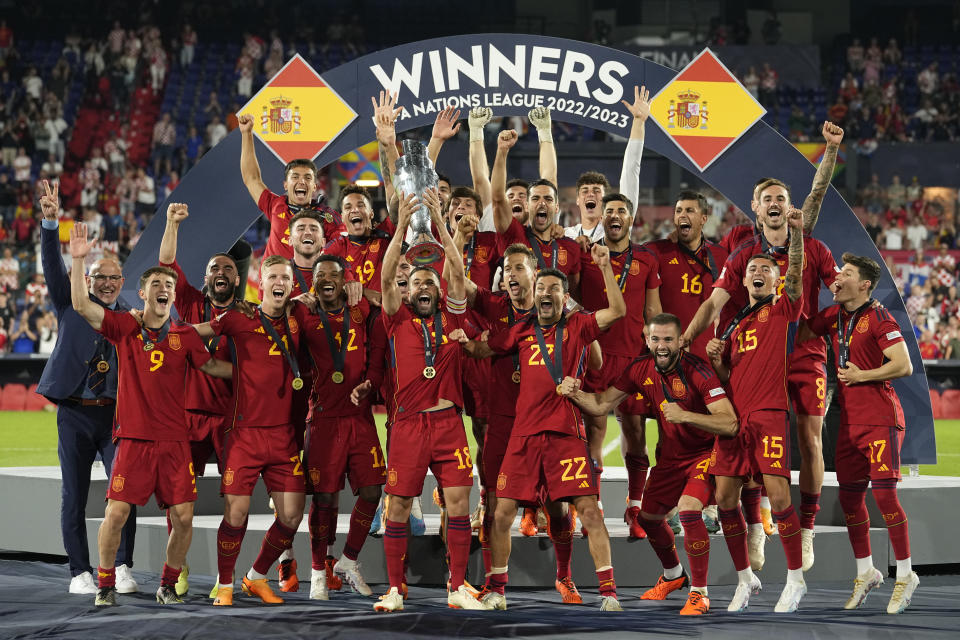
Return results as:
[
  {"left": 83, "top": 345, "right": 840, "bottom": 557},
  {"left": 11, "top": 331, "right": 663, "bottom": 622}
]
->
[
  {"left": 288, "top": 209, "right": 326, "bottom": 231},
  {"left": 410, "top": 265, "right": 441, "bottom": 283},
  {"left": 505, "top": 178, "right": 529, "bottom": 193},
  {"left": 313, "top": 254, "right": 346, "bottom": 279},
  {"left": 339, "top": 184, "right": 372, "bottom": 210},
  {"left": 503, "top": 243, "right": 537, "bottom": 270},
  {"left": 602, "top": 192, "right": 635, "bottom": 216},
  {"left": 207, "top": 252, "right": 238, "bottom": 271},
  {"left": 139, "top": 265, "right": 177, "bottom": 290},
  {"left": 675, "top": 189, "right": 709, "bottom": 216},
  {"left": 842, "top": 252, "right": 882, "bottom": 294},
  {"left": 536, "top": 267, "right": 569, "bottom": 293},
  {"left": 283, "top": 159, "right": 317, "bottom": 181},
  {"left": 436, "top": 172, "right": 451, "bottom": 187},
  {"left": 746, "top": 253, "right": 780, "bottom": 270},
  {"left": 646, "top": 312, "right": 682, "bottom": 333},
  {"left": 446, "top": 186, "right": 482, "bottom": 214},
  {"left": 528, "top": 178, "right": 558, "bottom": 199},
  {"left": 576, "top": 171, "right": 610, "bottom": 191}
]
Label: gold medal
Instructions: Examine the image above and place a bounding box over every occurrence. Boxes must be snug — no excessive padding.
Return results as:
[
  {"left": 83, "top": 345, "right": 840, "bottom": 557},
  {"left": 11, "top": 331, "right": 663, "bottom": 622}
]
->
[
  {"left": 511, "top": 370, "right": 521, "bottom": 384},
  {"left": 332, "top": 371, "right": 344, "bottom": 384},
  {"left": 556, "top": 384, "right": 564, "bottom": 396},
  {"left": 292, "top": 377, "right": 304, "bottom": 390},
  {"left": 423, "top": 366, "right": 436, "bottom": 379},
  {"left": 96, "top": 360, "right": 110, "bottom": 373},
  {"left": 143, "top": 342, "right": 154, "bottom": 351}
]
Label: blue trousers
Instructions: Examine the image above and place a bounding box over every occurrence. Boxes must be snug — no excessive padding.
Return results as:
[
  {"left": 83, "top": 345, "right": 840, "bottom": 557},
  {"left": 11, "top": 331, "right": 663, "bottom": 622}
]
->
[{"left": 57, "top": 403, "right": 136, "bottom": 576}]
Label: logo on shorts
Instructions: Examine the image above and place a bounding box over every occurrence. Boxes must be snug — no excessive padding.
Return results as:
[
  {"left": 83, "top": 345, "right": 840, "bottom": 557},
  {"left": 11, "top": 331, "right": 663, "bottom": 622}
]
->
[
  {"left": 168, "top": 333, "right": 182, "bottom": 350},
  {"left": 770, "top": 460, "right": 782, "bottom": 469},
  {"left": 877, "top": 463, "right": 890, "bottom": 472},
  {"left": 578, "top": 480, "right": 590, "bottom": 489},
  {"left": 476, "top": 246, "right": 490, "bottom": 263},
  {"left": 112, "top": 475, "right": 124, "bottom": 492},
  {"left": 856, "top": 316, "right": 870, "bottom": 333},
  {"left": 388, "top": 469, "right": 398, "bottom": 487},
  {"left": 310, "top": 468, "right": 321, "bottom": 487},
  {"left": 497, "top": 472, "right": 507, "bottom": 491},
  {"left": 350, "top": 307, "right": 364, "bottom": 324},
  {"left": 223, "top": 468, "right": 235, "bottom": 486},
  {"left": 758, "top": 306, "right": 770, "bottom": 323},
  {"left": 671, "top": 377, "right": 686, "bottom": 399}
]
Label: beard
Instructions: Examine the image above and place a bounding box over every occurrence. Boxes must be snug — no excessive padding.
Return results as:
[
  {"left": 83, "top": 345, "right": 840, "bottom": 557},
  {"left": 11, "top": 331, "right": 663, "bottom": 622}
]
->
[{"left": 208, "top": 281, "right": 236, "bottom": 305}]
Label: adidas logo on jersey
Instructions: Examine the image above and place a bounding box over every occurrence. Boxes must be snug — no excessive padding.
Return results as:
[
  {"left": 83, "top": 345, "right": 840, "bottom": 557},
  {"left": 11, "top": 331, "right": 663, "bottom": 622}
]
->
[
  {"left": 695, "top": 474, "right": 705, "bottom": 480},
  {"left": 578, "top": 480, "right": 590, "bottom": 489},
  {"left": 669, "top": 257, "right": 679, "bottom": 265},
  {"left": 255, "top": 326, "right": 265, "bottom": 334},
  {"left": 643, "top": 377, "right": 654, "bottom": 385},
  {"left": 771, "top": 460, "right": 782, "bottom": 469}
]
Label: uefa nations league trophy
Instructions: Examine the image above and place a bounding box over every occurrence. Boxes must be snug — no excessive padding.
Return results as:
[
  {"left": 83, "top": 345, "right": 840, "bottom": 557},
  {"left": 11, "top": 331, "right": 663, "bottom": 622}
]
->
[{"left": 393, "top": 139, "right": 444, "bottom": 265}]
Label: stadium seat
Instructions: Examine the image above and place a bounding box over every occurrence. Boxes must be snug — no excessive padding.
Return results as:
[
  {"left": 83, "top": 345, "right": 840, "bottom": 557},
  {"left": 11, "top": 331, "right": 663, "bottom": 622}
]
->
[
  {"left": 939, "top": 389, "right": 960, "bottom": 419},
  {"left": 24, "top": 384, "right": 53, "bottom": 412},
  {"left": 929, "top": 389, "right": 942, "bottom": 419},
  {"left": 0, "top": 383, "right": 28, "bottom": 411}
]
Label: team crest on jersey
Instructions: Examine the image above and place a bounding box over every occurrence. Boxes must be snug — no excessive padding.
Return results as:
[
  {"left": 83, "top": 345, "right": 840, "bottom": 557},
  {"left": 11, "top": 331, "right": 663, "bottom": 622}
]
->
[
  {"left": 856, "top": 316, "right": 870, "bottom": 333},
  {"left": 223, "top": 468, "right": 235, "bottom": 486},
  {"left": 168, "top": 334, "right": 182, "bottom": 350},
  {"left": 112, "top": 475, "right": 124, "bottom": 492},
  {"left": 629, "top": 260, "right": 640, "bottom": 275},
  {"left": 310, "top": 468, "right": 321, "bottom": 487},
  {"left": 288, "top": 317, "right": 299, "bottom": 333},
  {"left": 558, "top": 248, "right": 568, "bottom": 266},
  {"left": 671, "top": 377, "right": 686, "bottom": 398},
  {"left": 370, "top": 240, "right": 382, "bottom": 252},
  {"left": 476, "top": 246, "right": 490, "bottom": 263},
  {"left": 350, "top": 307, "right": 363, "bottom": 323},
  {"left": 497, "top": 472, "right": 507, "bottom": 491},
  {"left": 758, "top": 306, "right": 770, "bottom": 323},
  {"left": 388, "top": 469, "right": 398, "bottom": 486}
]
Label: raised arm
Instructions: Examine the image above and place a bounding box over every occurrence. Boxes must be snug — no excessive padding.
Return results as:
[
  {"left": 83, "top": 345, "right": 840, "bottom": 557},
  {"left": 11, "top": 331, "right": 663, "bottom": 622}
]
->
[
  {"left": 590, "top": 244, "right": 626, "bottom": 330},
  {"left": 491, "top": 129, "right": 518, "bottom": 233},
  {"left": 372, "top": 91, "right": 402, "bottom": 218},
  {"left": 38, "top": 179, "right": 70, "bottom": 312},
  {"left": 528, "top": 107, "right": 557, "bottom": 187},
  {"left": 468, "top": 107, "right": 493, "bottom": 208},
  {"left": 661, "top": 396, "right": 738, "bottom": 436},
  {"left": 783, "top": 210, "right": 805, "bottom": 302},
  {"left": 238, "top": 114, "right": 267, "bottom": 204},
  {"left": 427, "top": 106, "right": 461, "bottom": 167},
  {"left": 801, "top": 121, "right": 845, "bottom": 233},
  {"left": 424, "top": 187, "right": 465, "bottom": 302},
  {"left": 69, "top": 222, "right": 104, "bottom": 330},
  {"left": 448, "top": 213, "right": 481, "bottom": 306},
  {"left": 618, "top": 85, "right": 651, "bottom": 214},
  {"left": 381, "top": 192, "right": 416, "bottom": 315},
  {"left": 158, "top": 202, "right": 188, "bottom": 264}
]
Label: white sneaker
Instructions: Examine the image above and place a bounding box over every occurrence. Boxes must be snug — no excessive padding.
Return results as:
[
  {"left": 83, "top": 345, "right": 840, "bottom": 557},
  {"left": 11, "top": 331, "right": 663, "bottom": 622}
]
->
[
  {"left": 310, "top": 569, "right": 329, "bottom": 600},
  {"left": 448, "top": 584, "right": 490, "bottom": 610},
  {"left": 69, "top": 571, "right": 97, "bottom": 594},
  {"left": 727, "top": 574, "right": 762, "bottom": 612},
  {"left": 115, "top": 564, "right": 138, "bottom": 594},
  {"left": 374, "top": 586, "right": 404, "bottom": 612},
  {"left": 801, "top": 529, "right": 815, "bottom": 572},
  {"left": 481, "top": 590, "right": 507, "bottom": 610},
  {"left": 887, "top": 571, "right": 919, "bottom": 614},
  {"left": 334, "top": 558, "right": 373, "bottom": 596},
  {"left": 600, "top": 595, "right": 623, "bottom": 611},
  {"left": 843, "top": 567, "right": 884, "bottom": 610},
  {"left": 774, "top": 579, "right": 807, "bottom": 612},
  {"left": 748, "top": 526, "right": 766, "bottom": 571}
]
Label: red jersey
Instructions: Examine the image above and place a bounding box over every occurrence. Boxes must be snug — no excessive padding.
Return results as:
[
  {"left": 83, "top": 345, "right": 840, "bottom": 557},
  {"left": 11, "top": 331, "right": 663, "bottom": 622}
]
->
[
  {"left": 322, "top": 230, "right": 391, "bottom": 293},
  {"left": 365, "top": 311, "right": 394, "bottom": 415},
  {"left": 647, "top": 238, "right": 728, "bottom": 361},
  {"left": 99, "top": 311, "right": 211, "bottom": 441},
  {"left": 720, "top": 223, "right": 757, "bottom": 254},
  {"left": 721, "top": 294, "right": 803, "bottom": 414},
  {"left": 473, "top": 288, "right": 535, "bottom": 417},
  {"left": 258, "top": 190, "right": 344, "bottom": 259},
  {"left": 714, "top": 233, "right": 838, "bottom": 361},
  {"left": 302, "top": 299, "right": 372, "bottom": 418},
  {"left": 463, "top": 231, "right": 501, "bottom": 290},
  {"left": 211, "top": 304, "right": 307, "bottom": 428},
  {"left": 807, "top": 303, "right": 906, "bottom": 429},
  {"left": 613, "top": 352, "right": 727, "bottom": 465},
  {"left": 579, "top": 243, "right": 660, "bottom": 357},
  {"left": 500, "top": 218, "right": 581, "bottom": 279},
  {"left": 487, "top": 311, "right": 600, "bottom": 438},
  {"left": 163, "top": 260, "right": 233, "bottom": 415},
  {"left": 383, "top": 303, "right": 466, "bottom": 422}
]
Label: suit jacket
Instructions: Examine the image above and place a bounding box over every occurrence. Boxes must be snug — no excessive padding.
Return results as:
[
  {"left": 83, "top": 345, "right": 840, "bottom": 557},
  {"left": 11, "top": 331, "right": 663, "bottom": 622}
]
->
[{"left": 36, "top": 223, "right": 128, "bottom": 403}]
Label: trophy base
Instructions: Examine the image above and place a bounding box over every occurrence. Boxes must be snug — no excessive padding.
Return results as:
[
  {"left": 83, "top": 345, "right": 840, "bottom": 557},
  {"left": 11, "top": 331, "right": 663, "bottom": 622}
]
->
[{"left": 406, "top": 241, "right": 445, "bottom": 266}]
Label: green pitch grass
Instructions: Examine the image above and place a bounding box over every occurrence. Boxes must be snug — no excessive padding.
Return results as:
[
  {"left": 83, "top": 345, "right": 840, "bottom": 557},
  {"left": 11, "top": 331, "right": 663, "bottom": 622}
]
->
[{"left": 1, "top": 411, "right": 958, "bottom": 477}]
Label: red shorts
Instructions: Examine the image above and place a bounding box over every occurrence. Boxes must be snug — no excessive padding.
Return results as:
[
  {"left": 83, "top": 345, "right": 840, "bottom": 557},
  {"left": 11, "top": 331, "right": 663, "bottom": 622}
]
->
[
  {"left": 305, "top": 412, "right": 386, "bottom": 494},
  {"left": 461, "top": 357, "right": 490, "bottom": 420},
  {"left": 835, "top": 424, "right": 904, "bottom": 484},
  {"left": 640, "top": 453, "right": 715, "bottom": 515},
  {"left": 106, "top": 438, "right": 196, "bottom": 509},
  {"left": 711, "top": 409, "right": 791, "bottom": 479},
  {"left": 220, "top": 425, "right": 305, "bottom": 496},
  {"left": 385, "top": 407, "right": 473, "bottom": 497},
  {"left": 186, "top": 411, "right": 226, "bottom": 476},
  {"left": 788, "top": 358, "right": 827, "bottom": 418},
  {"left": 496, "top": 431, "right": 597, "bottom": 504},
  {"left": 482, "top": 413, "right": 514, "bottom": 491},
  {"left": 584, "top": 352, "right": 650, "bottom": 416}
]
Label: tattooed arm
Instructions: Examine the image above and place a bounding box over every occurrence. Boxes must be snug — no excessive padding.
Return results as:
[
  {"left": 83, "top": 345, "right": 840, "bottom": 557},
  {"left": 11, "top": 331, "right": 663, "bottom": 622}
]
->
[
  {"left": 784, "top": 209, "right": 805, "bottom": 302},
  {"left": 801, "top": 121, "right": 844, "bottom": 233}
]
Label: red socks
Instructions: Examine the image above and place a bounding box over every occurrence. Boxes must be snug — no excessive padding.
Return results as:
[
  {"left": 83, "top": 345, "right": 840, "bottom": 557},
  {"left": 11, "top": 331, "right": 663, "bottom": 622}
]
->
[
  {"left": 216, "top": 519, "right": 246, "bottom": 584},
  {"left": 252, "top": 519, "right": 297, "bottom": 575},
  {"left": 596, "top": 567, "right": 617, "bottom": 598},
  {"left": 488, "top": 570, "right": 508, "bottom": 594},
  {"left": 343, "top": 498, "right": 378, "bottom": 561},
  {"left": 446, "top": 515, "right": 472, "bottom": 590},
  {"left": 773, "top": 505, "right": 803, "bottom": 570},
  {"left": 679, "top": 510, "right": 710, "bottom": 588},
  {"left": 741, "top": 486, "right": 762, "bottom": 525},
  {"left": 799, "top": 491, "right": 821, "bottom": 530},
  {"left": 97, "top": 565, "right": 116, "bottom": 589},
  {"left": 309, "top": 502, "right": 333, "bottom": 570},
  {"left": 872, "top": 478, "right": 911, "bottom": 560},
  {"left": 548, "top": 509, "right": 574, "bottom": 580},
  {"left": 839, "top": 481, "right": 872, "bottom": 558},
  {"left": 161, "top": 563, "right": 181, "bottom": 588},
  {"left": 718, "top": 507, "right": 749, "bottom": 571},
  {"left": 624, "top": 453, "right": 649, "bottom": 502},
  {"left": 638, "top": 515, "right": 680, "bottom": 571},
  {"left": 480, "top": 512, "right": 493, "bottom": 576},
  {"left": 383, "top": 519, "right": 408, "bottom": 588}
]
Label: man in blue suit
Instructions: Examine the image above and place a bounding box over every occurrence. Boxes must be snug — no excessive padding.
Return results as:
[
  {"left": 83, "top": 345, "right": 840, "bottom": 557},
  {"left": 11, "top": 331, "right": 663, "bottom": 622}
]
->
[{"left": 36, "top": 180, "right": 138, "bottom": 595}]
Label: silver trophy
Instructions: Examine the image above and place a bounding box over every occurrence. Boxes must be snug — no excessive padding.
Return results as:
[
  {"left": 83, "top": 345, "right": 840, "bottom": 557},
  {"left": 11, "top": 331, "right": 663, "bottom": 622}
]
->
[{"left": 393, "top": 139, "right": 443, "bottom": 265}]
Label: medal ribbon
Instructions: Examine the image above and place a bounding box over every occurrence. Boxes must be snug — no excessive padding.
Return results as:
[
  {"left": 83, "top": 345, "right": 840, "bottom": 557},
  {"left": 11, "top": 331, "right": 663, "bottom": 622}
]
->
[
  {"left": 290, "top": 259, "right": 311, "bottom": 295},
  {"left": 319, "top": 306, "right": 351, "bottom": 377},
  {"left": 679, "top": 239, "right": 718, "bottom": 280},
  {"left": 533, "top": 316, "right": 566, "bottom": 386},
  {"left": 203, "top": 298, "right": 235, "bottom": 354},
  {"left": 720, "top": 294, "right": 774, "bottom": 341},
  {"left": 525, "top": 228, "right": 558, "bottom": 270},
  {"left": 657, "top": 355, "right": 690, "bottom": 404},
  {"left": 421, "top": 312, "right": 444, "bottom": 372},
  {"left": 141, "top": 318, "right": 171, "bottom": 349},
  {"left": 837, "top": 299, "right": 875, "bottom": 368},
  {"left": 258, "top": 308, "right": 300, "bottom": 381}
]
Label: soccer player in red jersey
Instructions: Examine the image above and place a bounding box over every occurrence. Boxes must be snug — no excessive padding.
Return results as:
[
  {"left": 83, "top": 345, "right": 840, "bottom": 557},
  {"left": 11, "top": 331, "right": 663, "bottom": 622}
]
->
[
  {"left": 158, "top": 203, "right": 241, "bottom": 596},
  {"left": 297, "top": 255, "right": 385, "bottom": 600},
  {"left": 372, "top": 188, "right": 485, "bottom": 612},
  {"left": 579, "top": 193, "right": 661, "bottom": 539},
  {"left": 704, "top": 209, "right": 808, "bottom": 613},
  {"left": 799, "top": 254, "right": 918, "bottom": 613},
  {"left": 68, "top": 222, "right": 231, "bottom": 607},
  {"left": 563, "top": 313, "right": 738, "bottom": 616},
  {"left": 322, "top": 185, "right": 391, "bottom": 306},
  {"left": 456, "top": 244, "right": 627, "bottom": 612},
  {"left": 238, "top": 114, "right": 343, "bottom": 258},
  {"left": 287, "top": 209, "right": 326, "bottom": 297},
  {"left": 200, "top": 256, "right": 311, "bottom": 607}
]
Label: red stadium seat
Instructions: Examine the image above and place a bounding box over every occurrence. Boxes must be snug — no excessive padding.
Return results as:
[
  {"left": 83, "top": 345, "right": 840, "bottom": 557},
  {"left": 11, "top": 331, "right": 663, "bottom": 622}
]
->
[
  {"left": 929, "top": 389, "right": 942, "bottom": 419},
  {"left": 0, "top": 383, "right": 28, "bottom": 411},
  {"left": 939, "top": 389, "right": 960, "bottom": 419},
  {"left": 24, "top": 384, "right": 54, "bottom": 412}
]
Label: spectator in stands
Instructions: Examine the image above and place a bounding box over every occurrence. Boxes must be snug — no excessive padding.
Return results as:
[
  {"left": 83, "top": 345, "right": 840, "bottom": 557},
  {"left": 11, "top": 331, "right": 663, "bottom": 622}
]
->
[
  {"left": 236, "top": 57, "right": 253, "bottom": 97},
  {"left": 1, "top": 125, "right": 17, "bottom": 167},
  {"left": 917, "top": 62, "right": 939, "bottom": 97},
  {"left": 742, "top": 66, "right": 759, "bottom": 100},
  {"left": 203, "top": 91, "right": 222, "bottom": 119},
  {"left": 263, "top": 48, "right": 283, "bottom": 78},
  {"left": 163, "top": 170, "right": 179, "bottom": 200},
  {"left": 134, "top": 168, "right": 155, "bottom": 217},
  {"left": 0, "top": 20, "right": 13, "bottom": 60},
  {"left": 206, "top": 114, "right": 227, "bottom": 148},
  {"left": 180, "top": 24, "right": 197, "bottom": 67},
  {"left": 887, "top": 174, "right": 907, "bottom": 210},
  {"left": 41, "top": 153, "right": 63, "bottom": 178},
  {"left": 9, "top": 309, "right": 37, "bottom": 353},
  {"left": 37, "top": 310, "right": 57, "bottom": 355},
  {"left": 883, "top": 38, "right": 902, "bottom": 66},
  {"left": 0, "top": 173, "right": 15, "bottom": 224},
  {"left": 864, "top": 212, "right": 883, "bottom": 245},
  {"left": 860, "top": 174, "right": 886, "bottom": 213},
  {"left": 104, "top": 132, "right": 126, "bottom": 176},
  {"left": 839, "top": 72, "right": 859, "bottom": 103},
  {"left": 183, "top": 125, "right": 203, "bottom": 170},
  {"left": 152, "top": 112, "right": 176, "bottom": 176},
  {"left": 759, "top": 62, "right": 778, "bottom": 106},
  {"left": 906, "top": 214, "right": 929, "bottom": 250},
  {"left": 912, "top": 100, "right": 938, "bottom": 140},
  {"left": 101, "top": 204, "right": 121, "bottom": 250},
  {"left": 226, "top": 102, "right": 240, "bottom": 131},
  {"left": 881, "top": 220, "right": 905, "bottom": 250},
  {"left": 933, "top": 244, "right": 956, "bottom": 283},
  {"left": 13, "top": 147, "right": 31, "bottom": 184},
  {"left": 22, "top": 66, "right": 42, "bottom": 100},
  {"left": 828, "top": 98, "right": 849, "bottom": 127},
  {"left": 11, "top": 208, "right": 35, "bottom": 248},
  {"left": 116, "top": 169, "right": 136, "bottom": 216},
  {"left": 107, "top": 21, "right": 125, "bottom": 59},
  {"left": 761, "top": 11, "right": 781, "bottom": 45},
  {"left": 944, "top": 324, "right": 960, "bottom": 359},
  {"left": 919, "top": 328, "right": 941, "bottom": 358},
  {"left": 0, "top": 246, "right": 18, "bottom": 291},
  {"left": 847, "top": 38, "right": 865, "bottom": 72}
]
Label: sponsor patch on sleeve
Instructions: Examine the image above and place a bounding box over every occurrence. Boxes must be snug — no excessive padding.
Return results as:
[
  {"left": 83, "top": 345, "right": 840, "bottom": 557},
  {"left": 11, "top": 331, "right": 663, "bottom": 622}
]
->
[
  {"left": 886, "top": 330, "right": 902, "bottom": 340},
  {"left": 709, "top": 387, "right": 725, "bottom": 397}
]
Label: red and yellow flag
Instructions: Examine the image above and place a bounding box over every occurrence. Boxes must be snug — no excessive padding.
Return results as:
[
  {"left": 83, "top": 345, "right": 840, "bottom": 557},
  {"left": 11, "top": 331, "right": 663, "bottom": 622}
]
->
[
  {"left": 238, "top": 54, "right": 357, "bottom": 165},
  {"left": 650, "top": 49, "right": 765, "bottom": 171}
]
